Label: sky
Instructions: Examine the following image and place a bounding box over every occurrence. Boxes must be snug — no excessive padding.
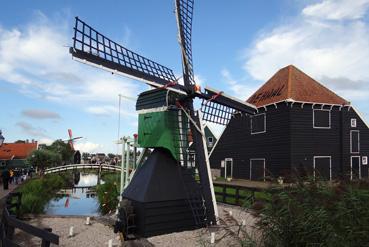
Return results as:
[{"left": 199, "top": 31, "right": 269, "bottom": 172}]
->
[{"left": 1, "top": 0, "right": 369, "bottom": 154}]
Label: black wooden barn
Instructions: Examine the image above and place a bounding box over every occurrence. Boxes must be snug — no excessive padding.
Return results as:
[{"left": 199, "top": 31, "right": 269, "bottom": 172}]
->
[{"left": 210, "top": 65, "right": 369, "bottom": 181}]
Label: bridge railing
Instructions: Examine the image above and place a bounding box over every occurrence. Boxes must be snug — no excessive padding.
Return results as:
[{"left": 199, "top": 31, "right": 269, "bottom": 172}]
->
[{"left": 44, "top": 163, "right": 121, "bottom": 174}]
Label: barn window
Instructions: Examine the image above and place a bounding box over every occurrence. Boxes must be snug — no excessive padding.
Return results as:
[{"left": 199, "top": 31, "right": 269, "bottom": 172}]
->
[
  {"left": 350, "top": 130, "right": 360, "bottom": 153},
  {"left": 251, "top": 113, "right": 266, "bottom": 134},
  {"left": 313, "top": 109, "right": 331, "bottom": 129},
  {"left": 351, "top": 118, "right": 357, "bottom": 128},
  {"left": 250, "top": 158, "right": 265, "bottom": 181},
  {"left": 313, "top": 156, "right": 331, "bottom": 180}
]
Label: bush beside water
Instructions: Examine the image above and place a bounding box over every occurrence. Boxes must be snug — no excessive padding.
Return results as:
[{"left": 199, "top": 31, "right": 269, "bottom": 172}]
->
[
  {"left": 256, "top": 179, "right": 369, "bottom": 247},
  {"left": 17, "top": 173, "right": 71, "bottom": 215},
  {"left": 96, "top": 173, "right": 120, "bottom": 214}
]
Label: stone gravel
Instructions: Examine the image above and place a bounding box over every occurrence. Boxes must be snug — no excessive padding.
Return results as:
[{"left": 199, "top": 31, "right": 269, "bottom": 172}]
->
[{"left": 13, "top": 216, "right": 122, "bottom": 247}]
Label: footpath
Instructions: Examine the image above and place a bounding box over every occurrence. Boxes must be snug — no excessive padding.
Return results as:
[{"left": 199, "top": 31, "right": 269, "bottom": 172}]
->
[{"left": 0, "top": 181, "right": 23, "bottom": 219}]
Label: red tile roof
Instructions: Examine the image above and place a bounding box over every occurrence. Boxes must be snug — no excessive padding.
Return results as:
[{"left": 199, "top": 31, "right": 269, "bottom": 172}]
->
[
  {"left": 0, "top": 143, "right": 38, "bottom": 160},
  {"left": 247, "top": 65, "right": 349, "bottom": 107}
]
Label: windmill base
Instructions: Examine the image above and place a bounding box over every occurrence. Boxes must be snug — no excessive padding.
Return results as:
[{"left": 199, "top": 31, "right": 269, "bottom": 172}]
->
[{"left": 115, "top": 148, "right": 206, "bottom": 238}]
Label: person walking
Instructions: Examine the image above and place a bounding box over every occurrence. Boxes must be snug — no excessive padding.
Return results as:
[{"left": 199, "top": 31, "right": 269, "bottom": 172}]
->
[
  {"left": 2, "top": 168, "right": 10, "bottom": 190},
  {"left": 9, "top": 169, "right": 14, "bottom": 184}
]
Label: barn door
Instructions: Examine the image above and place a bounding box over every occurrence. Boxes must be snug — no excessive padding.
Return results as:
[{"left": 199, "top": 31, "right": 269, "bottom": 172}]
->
[
  {"left": 351, "top": 156, "right": 361, "bottom": 180},
  {"left": 224, "top": 158, "right": 233, "bottom": 179},
  {"left": 313, "top": 156, "right": 331, "bottom": 180},
  {"left": 250, "top": 159, "right": 265, "bottom": 181}
]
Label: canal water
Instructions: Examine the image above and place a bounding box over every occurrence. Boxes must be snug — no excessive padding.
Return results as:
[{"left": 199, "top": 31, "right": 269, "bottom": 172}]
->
[{"left": 45, "top": 173, "right": 103, "bottom": 216}]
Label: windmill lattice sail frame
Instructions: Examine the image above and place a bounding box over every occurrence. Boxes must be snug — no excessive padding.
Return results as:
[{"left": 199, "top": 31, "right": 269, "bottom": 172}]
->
[{"left": 70, "top": 0, "right": 257, "bottom": 239}]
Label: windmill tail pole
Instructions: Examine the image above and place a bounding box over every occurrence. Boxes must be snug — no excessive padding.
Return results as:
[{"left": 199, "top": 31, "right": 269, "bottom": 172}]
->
[{"left": 190, "top": 109, "right": 218, "bottom": 225}]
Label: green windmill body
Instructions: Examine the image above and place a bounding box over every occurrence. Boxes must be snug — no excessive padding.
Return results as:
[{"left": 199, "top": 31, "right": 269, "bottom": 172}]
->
[{"left": 136, "top": 89, "right": 189, "bottom": 161}]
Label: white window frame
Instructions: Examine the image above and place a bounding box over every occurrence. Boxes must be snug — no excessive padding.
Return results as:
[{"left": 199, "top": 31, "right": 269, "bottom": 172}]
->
[
  {"left": 362, "top": 156, "right": 368, "bottom": 165},
  {"left": 224, "top": 158, "right": 233, "bottom": 179},
  {"left": 350, "top": 156, "right": 361, "bottom": 180},
  {"left": 251, "top": 113, "right": 266, "bottom": 135},
  {"left": 313, "top": 156, "right": 332, "bottom": 180},
  {"left": 207, "top": 136, "right": 214, "bottom": 147},
  {"left": 351, "top": 118, "right": 357, "bottom": 128},
  {"left": 250, "top": 158, "right": 266, "bottom": 181},
  {"left": 350, "top": 130, "right": 360, "bottom": 154},
  {"left": 313, "top": 109, "right": 331, "bottom": 129}
]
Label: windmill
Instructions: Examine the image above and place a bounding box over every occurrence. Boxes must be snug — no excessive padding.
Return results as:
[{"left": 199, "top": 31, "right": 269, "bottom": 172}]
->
[
  {"left": 70, "top": 0, "right": 257, "bottom": 239},
  {"left": 63, "top": 129, "right": 82, "bottom": 151},
  {"left": 63, "top": 129, "right": 83, "bottom": 164}
]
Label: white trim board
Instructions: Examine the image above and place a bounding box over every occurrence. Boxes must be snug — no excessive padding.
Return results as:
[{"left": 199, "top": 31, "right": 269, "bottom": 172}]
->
[
  {"left": 313, "top": 156, "right": 332, "bottom": 180},
  {"left": 209, "top": 124, "right": 228, "bottom": 158},
  {"left": 250, "top": 158, "right": 266, "bottom": 181},
  {"left": 350, "top": 130, "right": 360, "bottom": 154},
  {"left": 313, "top": 109, "right": 331, "bottom": 129},
  {"left": 352, "top": 107, "right": 369, "bottom": 129},
  {"left": 350, "top": 156, "right": 361, "bottom": 180},
  {"left": 224, "top": 158, "right": 233, "bottom": 179}
]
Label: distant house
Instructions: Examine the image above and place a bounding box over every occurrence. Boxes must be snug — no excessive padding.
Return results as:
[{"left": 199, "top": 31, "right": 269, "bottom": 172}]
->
[
  {"left": 188, "top": 125, "right": 217, "bottom": 167},
  {"left": 210, "top": 65, "right": 369, "bottom": 181},
  {"left": 0, "top": 140, "right": 38, "bottom": 168}
]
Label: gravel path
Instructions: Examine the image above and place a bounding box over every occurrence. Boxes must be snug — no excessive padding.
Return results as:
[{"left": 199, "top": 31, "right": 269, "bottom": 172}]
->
[
  {"left": 13, "top": 216, "right": 122, "bottom": 247},
  {"left": 13, "top": 204, "right": 260, "bottom": 247},
  {"left": 148, "top": 203, "right": 260, "bottom": 247}
]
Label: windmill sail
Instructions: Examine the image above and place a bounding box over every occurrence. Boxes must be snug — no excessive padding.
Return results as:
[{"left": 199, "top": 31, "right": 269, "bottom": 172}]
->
[
  {"left": 70, "top": 17, "right": 187, "bottom": 94},
  {"left": 200, "top": 87, "right": 257, "bottom": 125},
  {"left": 175, "top": 0, "right": 195, "bottom": 87}
]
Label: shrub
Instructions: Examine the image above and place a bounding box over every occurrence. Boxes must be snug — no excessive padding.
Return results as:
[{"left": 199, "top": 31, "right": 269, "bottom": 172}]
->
[
  {"left": 17, "top": 174, "right": 69, "bottom": 215},
  {"left": 96, "top": 173, "right": 120, "bottom": 214},
  {"left": 257, "top": 180, "right": 369, "bottom": 247}
]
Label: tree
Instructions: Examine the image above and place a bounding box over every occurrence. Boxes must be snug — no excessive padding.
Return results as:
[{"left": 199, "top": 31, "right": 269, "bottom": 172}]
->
[
  {"left": 82, "top": 152, "right": 90, "bottom": 160},
  {"left": 27, "top": 149, "right": 62, "bottom": 175},
  {"left": 48, "top": 140, "right": 74, "bottom": 164}
]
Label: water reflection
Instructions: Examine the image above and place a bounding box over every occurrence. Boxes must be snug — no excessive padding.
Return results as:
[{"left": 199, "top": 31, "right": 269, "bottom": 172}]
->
[{"left": 45, "top": 173, "right": 103, "bottom": 216}]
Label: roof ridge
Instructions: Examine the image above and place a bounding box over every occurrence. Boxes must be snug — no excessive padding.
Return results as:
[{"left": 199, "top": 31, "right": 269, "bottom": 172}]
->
[{"left": 287, "top": 65, "right": 293, "bottom": 98}]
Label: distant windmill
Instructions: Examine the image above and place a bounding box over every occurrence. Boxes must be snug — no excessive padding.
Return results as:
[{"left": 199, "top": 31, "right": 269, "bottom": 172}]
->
[{"left": 63, "top": 129, "right": 83, "bottom": 151}]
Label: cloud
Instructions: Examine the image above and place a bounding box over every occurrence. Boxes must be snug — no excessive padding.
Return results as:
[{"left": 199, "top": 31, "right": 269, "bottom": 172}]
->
[
  {"left": 38, "top": 138, "right": 54, "bottom": 145},
  {"left": 220, "top": 69, "right": 259, "bottom": 100},
  {"left": 0, "top": 13, "right": 141, "bottom": 116},
  {"left": 302, "top": 0, "right": 369, "bottom": 20},
  {"left": 22, "top": 109, "right": 61, "bottom": 119},
  {"left": 74, "top": 141, "right": 103, "bottom": 153},
  {"left": 243, "top": 0, "right": 369, "bottom": 103},
  {"left": 16, "top": 121, "right": 48, "bottom": 138}
]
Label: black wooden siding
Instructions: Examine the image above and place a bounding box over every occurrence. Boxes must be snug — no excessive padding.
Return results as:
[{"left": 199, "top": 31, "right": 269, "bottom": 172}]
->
[
  {"left": 290, "top": 105, "right": 342, "bottom": 179},
  {"left": 210, "top": 102, "right": 290, "bottom": 180},
  {"left": 210, "top": 102, "right": 369, "bottom": 180}
]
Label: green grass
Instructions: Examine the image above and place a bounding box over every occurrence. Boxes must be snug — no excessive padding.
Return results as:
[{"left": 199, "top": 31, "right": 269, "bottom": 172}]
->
[{"left": 213, "top": 185, "right": 272, "bottom": 206}]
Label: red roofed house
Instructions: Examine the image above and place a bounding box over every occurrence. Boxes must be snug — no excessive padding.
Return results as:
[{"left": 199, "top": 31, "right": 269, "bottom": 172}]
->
[
  {"left": 0, "top": 140, "right": 38, "bottom": 168},
  {"left": 210, "top": 65, "right": 369, "bottom": 181}
]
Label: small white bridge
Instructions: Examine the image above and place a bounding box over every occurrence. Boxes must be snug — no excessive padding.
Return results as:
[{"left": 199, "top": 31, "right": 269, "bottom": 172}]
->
[{"left": 44, "top": 163, "right": 121, "bottom": 174}]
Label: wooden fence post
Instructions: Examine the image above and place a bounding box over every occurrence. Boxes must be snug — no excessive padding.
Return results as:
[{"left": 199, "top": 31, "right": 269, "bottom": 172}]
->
[
  {"left": 235, "top": 187, "right": 240, "bottom": 205},
  {"left": 222, "top": 184, "right": 226, "bottom": 203},
  {"left": 41, "top": 228, "right": 52, "bottom": 247}
]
